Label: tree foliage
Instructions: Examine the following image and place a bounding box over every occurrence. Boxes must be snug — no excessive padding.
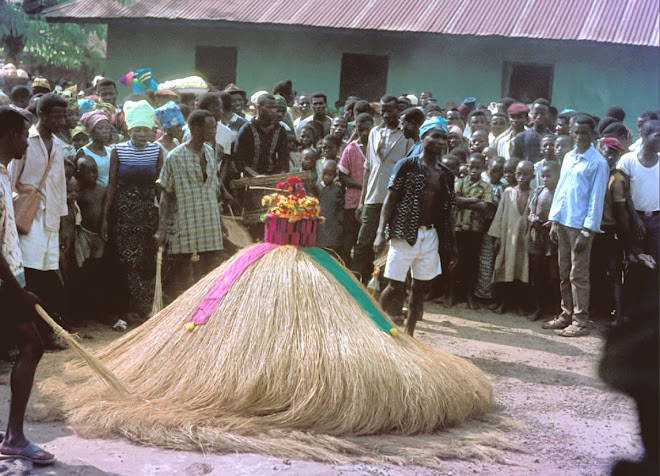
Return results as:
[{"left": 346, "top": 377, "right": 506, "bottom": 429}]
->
[{"left": 0, "top": 0, "right": 106, "bottom": 70}]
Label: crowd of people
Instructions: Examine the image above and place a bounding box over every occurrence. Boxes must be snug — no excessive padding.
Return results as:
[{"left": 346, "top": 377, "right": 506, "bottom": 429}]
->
[
  {"left": 0, "top": 73, "right": 658, "bottom": 347},
  {"left": 0, "top": 66, "right": 658, "bottom": 467}
]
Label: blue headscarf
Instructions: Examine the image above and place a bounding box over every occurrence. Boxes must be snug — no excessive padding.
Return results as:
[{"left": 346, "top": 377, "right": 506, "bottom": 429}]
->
[
  {"left": 78, "top": 98, "right": 96, "bottom": 115},
  {"left": 420, "top": 116, "right": 449, "bottom": 138},
  {"left": 155, "top": 101, "right": 185, "bottom": 130}
]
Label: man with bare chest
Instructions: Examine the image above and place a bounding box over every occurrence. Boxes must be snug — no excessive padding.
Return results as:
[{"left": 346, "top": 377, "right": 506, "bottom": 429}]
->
[{"left": 374, "top": 117, "right": 457, "bottom": 336}]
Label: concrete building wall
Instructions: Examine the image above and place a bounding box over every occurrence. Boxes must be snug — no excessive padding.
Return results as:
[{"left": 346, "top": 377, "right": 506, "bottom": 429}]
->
[{"left": 106, "top": 22, "right": 659, "bottom": 130}]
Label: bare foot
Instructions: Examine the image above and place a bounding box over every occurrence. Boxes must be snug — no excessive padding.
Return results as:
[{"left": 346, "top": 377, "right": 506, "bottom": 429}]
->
[{"left": 466, "top": 295, "right": 480, "bottom": 310}]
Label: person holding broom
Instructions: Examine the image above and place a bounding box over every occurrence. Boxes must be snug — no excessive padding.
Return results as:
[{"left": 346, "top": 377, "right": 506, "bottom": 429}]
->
[
  {"left": 374, "top": 116, "right": 458, "bottom": 336},
  {"left": 0, "top": 106, "right": 55, "bottom": 465}
]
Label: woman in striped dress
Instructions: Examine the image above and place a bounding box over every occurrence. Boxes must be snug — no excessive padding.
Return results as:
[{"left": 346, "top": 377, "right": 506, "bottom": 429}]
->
[{"left": 101, "top": 100, "right": 163, "bottom": 318}]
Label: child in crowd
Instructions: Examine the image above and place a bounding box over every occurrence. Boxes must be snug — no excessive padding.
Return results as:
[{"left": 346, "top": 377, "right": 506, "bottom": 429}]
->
[
  {"left": 469, "top": 130, "right": 489, "bottom": 154},
  {"left": 473, "top": 155, "right": 506, "bottom": 304},
  {"left": 315, "top": 160, "right": 344, "bottom": 254},
  {"left": 487, "top": 156, "right": 506, "bottom": 202},
  {"left": 488, "top": 160, "right": 535, "bottom": 314},
  {"left": 71, "top": 156, "right": 108, "bottom": 320},
  {"left": 451, "top": 153, "right": 496, "bottom": 307},
  {"left": 330, "top": 116, "right": 348, "bottom": 149},
  {"left": 59, "top": 160, "right": 79, "bottom": 295},
  {"left": 300, "top": 147, "right": 320, "bottom": 183},
  {"left": 458, "top": 163, "right": 468, "bottom": 179},
  {"left": 71, "top": 125, "right": 90, "bottom": 151},
  {"left": 299, "top": 124, "right": 317, "bottom": 150},
  {"left": 287, "top": 132, "right": 301, "bottom": 171},
  {"left": 442, "top": 154, "right": 460, "bottom": 176},
  {"left": 502, "top": 158, "right": 519, "bottom": 187},
  {"left": 528, "top": 161, "right": 561, "bottom": 321},
  {"left": 317, "top": 134, "right": 341, "bottom": 183},
  {"left": 554, "top": 135, "right": 574, "bottom": 162},
  {"left": 75, "top": 156, "right": 106, "bottom": 267},
  {"left": 482, "top": 146, "right": 497, "bottom": 165},
  {"left": 534, "top": 134, "right": 557, "bottom": 186}
]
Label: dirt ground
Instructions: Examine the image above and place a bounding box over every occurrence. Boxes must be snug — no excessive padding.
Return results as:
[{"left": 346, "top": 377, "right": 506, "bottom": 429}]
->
[{"left": 0, "top": 302, "right": 643, "bottom": 476}]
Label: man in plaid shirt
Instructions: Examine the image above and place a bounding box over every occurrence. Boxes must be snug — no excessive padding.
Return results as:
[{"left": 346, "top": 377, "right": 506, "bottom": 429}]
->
[{"left": 156, "top": 110, "right": 227, "bottom": 300}]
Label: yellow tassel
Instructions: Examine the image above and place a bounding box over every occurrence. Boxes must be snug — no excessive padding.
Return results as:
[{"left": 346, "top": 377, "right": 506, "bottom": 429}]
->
[
  {"left": 390, "top": 328, "right": 399, "bottom": 337},
  {"left": 185, "top": 322, "right": 195, "bottom": 332}
]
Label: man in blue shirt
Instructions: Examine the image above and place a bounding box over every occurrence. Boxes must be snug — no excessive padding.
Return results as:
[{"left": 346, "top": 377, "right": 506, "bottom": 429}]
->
[{"left": 543, "top": 114, "right": 609, "bottom": 337}]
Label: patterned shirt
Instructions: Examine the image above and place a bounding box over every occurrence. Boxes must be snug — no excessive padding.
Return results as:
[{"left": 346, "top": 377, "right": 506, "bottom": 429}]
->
[
  {"left": 234, "top": 119, "right": 290, "bottom": 175},
  {"left": 455, "top": 176, "right": 496, "bottom": 233},
  {"left": 387, "top": 156, "right": 456, "bottom": 247},
  {"left": 157, "top": 143, "right": 224, "bottom": 254},
  {"left": 0, "top": 164, "right": 25, "bottom": 287}
]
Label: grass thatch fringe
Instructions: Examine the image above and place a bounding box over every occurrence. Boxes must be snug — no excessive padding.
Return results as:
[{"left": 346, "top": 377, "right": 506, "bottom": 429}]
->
[{"left": 29, "top": 245, "right": 506, "bottom": 467}]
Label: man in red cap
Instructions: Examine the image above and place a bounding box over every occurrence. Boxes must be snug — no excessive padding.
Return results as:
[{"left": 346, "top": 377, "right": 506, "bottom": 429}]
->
[
  {"left": 513, "top": 98, "right": 555, "bottom": 163},
  {"left": 589, "top": 136, "right": 628, "bottom": 325},
  {"left": 493, "top": 102, "right": 529, "bottom": 161}
]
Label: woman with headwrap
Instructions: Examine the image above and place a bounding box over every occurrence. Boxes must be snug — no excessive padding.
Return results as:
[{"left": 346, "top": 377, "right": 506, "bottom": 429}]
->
[
  {"left": 101, "top": 100, "right": 163, "bottom": 319},
  {"left": 78, "top": 110, "right": 113, "bottom": 186},
  {"left": 154, "top": 101, "right": 185, "bottom": 153}
]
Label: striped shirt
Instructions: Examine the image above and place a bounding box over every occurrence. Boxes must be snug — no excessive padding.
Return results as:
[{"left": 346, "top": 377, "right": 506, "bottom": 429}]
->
[{"left": 114, "top": 140, "right": 160, "bottom": 186}]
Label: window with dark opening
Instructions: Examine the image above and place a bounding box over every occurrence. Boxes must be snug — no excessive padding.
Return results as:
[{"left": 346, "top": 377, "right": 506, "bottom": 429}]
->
[
  {"left": 502, "top": 62, "right": 554, "bottom": 104},
  {"left": 339, "top": 53, "right": 389, "bottom": 105},
  {"left": 195, "top": 46, "right": 237, "bottom": 90}
]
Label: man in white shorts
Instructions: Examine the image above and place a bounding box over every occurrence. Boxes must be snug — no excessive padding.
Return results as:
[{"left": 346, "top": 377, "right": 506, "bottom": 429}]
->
[{"left": 374, "top": 116, "right": 458, "bottom": 336}]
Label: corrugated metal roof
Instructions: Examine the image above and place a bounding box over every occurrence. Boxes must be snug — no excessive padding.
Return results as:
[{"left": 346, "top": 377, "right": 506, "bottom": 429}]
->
[{"left": 43, "top": 0, "right": 660, "bottom": 47}]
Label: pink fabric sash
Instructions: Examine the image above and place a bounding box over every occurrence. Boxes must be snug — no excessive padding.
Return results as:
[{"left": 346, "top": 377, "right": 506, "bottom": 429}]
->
[{"left": 187, "top": 243, "right": 278, "bottom": 327}]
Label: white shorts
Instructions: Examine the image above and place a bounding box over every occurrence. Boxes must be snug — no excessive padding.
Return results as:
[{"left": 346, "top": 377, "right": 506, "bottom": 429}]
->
[
  {"left": 384, "top": 227, "right": 442, "bottom": 282},
  {"left": 18, "top": 209, "right": 60, "bottom": 271}
]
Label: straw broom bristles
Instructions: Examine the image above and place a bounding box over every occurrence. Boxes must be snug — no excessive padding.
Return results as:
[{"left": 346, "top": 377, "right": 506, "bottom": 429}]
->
[
  {"left": 39, "top": 245, "right": 495, "bottom": 464},
  {"left": 33, "top": 305, "right": 131, "bottom": 396},
  {"left": 151, "top": 246, "right": 164, "bottom": 315}
]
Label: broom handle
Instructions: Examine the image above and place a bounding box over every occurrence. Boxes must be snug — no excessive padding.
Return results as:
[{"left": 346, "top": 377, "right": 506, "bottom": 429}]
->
[
  {"left": 33, "top": 304, "right": 132, "bottom": 396},
  {"left": 34, "top": 304, "right": 71, "bottom": 340}
]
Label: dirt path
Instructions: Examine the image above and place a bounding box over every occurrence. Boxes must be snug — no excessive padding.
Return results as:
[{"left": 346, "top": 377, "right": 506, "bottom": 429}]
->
[{"left": 0, "top": 303, "right": 642, "bottom": 475}]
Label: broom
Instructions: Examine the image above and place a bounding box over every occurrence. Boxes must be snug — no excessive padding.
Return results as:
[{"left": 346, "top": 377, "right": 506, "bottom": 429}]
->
[
  {"left": 151, "top": 246, "right": 164, "bottom": 315},
  {"left": 34, "top": 304, "right": 131, "bottom": 396}
]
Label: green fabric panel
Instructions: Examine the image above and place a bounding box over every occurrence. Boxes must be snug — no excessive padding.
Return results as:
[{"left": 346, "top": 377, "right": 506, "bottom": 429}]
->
[{"left": 302, "top": 247, "right": 395, "bottom": 336}]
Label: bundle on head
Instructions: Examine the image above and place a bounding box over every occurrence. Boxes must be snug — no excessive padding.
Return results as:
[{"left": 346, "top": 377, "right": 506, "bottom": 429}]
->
[{"left": 47, "top": 245, "right": 493, "bottom": 464}]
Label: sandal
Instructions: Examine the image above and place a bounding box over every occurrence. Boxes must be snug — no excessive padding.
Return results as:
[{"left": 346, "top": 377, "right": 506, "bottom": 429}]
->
[
  {"left": 0, "top": 441, "right": 55, "bottom": 465},
  {"left": 542, "top": 318, "right": 569, "bottom": 330},
  {"left": 556, "top": 325, "right": 589, "bottom": 337}
]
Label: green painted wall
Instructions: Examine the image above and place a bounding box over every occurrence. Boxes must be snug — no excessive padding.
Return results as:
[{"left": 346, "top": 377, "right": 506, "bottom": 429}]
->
[{"left": 106, "top": 23, "right": 659, "bottom": 131}]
